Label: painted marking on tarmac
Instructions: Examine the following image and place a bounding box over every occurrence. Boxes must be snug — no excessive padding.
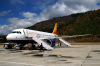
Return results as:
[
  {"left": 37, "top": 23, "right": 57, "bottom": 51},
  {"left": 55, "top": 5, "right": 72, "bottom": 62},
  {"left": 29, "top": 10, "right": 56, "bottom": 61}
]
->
[{"left": 0, "top": 61, "right": 44, "bottom": 66}]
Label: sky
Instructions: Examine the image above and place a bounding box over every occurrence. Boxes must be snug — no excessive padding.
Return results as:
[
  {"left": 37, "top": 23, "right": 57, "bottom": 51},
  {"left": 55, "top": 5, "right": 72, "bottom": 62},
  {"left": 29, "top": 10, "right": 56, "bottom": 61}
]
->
[{"left": 0, "top": 0, "right": 100, "bottom": 35}]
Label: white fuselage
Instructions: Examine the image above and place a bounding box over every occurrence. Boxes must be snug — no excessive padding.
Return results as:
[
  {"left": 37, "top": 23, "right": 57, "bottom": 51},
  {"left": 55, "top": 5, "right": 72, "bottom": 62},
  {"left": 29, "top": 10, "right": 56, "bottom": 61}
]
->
[{"left": 6, "top": 29, "right": 57, "bottom": 43}]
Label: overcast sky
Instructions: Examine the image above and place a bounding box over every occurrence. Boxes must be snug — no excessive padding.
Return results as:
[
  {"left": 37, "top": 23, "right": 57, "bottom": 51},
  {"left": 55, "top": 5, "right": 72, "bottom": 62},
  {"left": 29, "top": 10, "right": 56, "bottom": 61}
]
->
[{"left": 0, "top": 0, "right": 100, "bottom": 35}]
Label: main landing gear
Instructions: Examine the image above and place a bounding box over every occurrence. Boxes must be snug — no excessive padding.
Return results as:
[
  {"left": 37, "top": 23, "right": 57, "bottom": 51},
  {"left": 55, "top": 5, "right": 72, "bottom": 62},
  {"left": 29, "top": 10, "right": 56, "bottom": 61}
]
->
[{"left": 14, "top": 43, "right": 25, "bottom": 50}]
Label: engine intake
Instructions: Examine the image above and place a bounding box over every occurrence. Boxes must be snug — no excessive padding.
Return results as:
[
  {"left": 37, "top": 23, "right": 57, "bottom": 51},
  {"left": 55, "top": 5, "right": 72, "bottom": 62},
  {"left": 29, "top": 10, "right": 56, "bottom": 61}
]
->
[{"left": 46, "top": 39, "right": 55, "bottom": 47}]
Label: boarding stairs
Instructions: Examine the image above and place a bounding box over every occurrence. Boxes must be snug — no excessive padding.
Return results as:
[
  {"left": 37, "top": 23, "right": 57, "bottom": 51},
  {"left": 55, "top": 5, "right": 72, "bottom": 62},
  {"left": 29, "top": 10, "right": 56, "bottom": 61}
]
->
[
  {"left": 59, "top": 38, "right": 71, "bottom": 46},
  {"left": 28, "top": 34, "right": 53, "bottom": 50}
]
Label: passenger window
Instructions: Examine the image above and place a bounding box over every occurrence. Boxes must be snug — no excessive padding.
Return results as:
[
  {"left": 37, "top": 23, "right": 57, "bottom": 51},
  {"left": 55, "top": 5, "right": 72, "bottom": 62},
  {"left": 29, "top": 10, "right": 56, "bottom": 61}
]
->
[{"left": 12, "top": 31, "right": 16, "bottom": 33}]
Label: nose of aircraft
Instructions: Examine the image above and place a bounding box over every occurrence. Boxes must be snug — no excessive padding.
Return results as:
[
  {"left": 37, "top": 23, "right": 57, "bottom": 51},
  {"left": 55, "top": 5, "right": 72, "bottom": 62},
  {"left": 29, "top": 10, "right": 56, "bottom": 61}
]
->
[{"left": 6, "top": 34, "right": 11, "bottom": 40}]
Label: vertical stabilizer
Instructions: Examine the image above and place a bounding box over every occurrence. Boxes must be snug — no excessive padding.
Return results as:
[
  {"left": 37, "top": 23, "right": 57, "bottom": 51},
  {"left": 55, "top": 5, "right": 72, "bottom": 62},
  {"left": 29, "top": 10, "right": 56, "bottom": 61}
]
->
[{"left": 52, "top": 23, "right": 57, "bottom": 35}]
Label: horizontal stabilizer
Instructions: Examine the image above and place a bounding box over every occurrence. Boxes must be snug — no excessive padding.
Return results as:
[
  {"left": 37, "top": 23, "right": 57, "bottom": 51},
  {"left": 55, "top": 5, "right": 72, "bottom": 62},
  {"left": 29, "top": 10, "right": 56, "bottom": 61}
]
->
[{"left": 59, "top": 38, "right": 71, "bottom": 46}]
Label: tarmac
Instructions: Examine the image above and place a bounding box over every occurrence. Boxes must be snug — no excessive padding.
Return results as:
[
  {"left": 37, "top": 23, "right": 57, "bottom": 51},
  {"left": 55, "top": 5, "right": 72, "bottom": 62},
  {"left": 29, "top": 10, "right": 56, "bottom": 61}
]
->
[{"left": 0, "top": 44, "right": 100, "bottom": 66}]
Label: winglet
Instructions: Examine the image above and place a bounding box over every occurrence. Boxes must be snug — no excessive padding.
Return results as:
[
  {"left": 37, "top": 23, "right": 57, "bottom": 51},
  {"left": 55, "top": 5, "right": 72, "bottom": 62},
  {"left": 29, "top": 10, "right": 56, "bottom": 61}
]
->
[{"left": 52, "top": 23, "right": 57, "bottom": 35}]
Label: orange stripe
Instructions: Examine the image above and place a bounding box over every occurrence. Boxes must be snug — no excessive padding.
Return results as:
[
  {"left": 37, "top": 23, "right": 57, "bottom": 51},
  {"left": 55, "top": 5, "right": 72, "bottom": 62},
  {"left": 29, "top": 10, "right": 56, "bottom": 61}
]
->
[{"left": 52, "top": 23, "right": 57, "bottom": 35}]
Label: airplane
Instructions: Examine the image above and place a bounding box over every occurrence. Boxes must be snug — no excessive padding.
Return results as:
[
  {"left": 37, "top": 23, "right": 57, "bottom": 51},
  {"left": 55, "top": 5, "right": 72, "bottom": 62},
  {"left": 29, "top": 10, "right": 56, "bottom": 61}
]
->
[{"left": 6, "top": 23, "right": 90, "bottom": 50}]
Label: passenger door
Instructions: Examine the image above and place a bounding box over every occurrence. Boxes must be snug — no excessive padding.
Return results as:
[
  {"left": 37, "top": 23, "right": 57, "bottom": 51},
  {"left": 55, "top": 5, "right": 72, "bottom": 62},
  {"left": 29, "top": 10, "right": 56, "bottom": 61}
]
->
[{"left": 24, "top": 29, "right": 28, "bottom": 37}]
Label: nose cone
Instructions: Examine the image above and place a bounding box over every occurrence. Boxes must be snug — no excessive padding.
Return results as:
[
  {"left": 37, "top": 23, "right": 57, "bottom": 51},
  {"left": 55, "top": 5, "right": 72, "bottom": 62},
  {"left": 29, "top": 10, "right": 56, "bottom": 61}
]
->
[{"left": 6, "top": 34, "right": 12, "bottom": 40}]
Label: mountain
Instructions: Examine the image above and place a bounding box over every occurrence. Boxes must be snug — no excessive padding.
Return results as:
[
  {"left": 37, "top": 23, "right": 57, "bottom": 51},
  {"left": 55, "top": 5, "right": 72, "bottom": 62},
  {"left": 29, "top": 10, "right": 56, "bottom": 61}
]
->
[
  {"left": 0, "top": 35, "right": 7, "bottom": 43},
  {"left": 27, "top": 9, "right": 100, "bottom": 42},
  {"left": 26, "top": 13, "right": 83, "bottom": 30},
  {"left": 43, "top": 9, "right": 100, "bottom": 42}
]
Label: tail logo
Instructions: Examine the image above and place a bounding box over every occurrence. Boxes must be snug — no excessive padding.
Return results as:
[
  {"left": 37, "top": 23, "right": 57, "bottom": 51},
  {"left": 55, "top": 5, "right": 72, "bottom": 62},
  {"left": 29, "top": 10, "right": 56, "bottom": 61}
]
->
[{"left": 52, "top": 23, "right": 57, "bottom": 35}]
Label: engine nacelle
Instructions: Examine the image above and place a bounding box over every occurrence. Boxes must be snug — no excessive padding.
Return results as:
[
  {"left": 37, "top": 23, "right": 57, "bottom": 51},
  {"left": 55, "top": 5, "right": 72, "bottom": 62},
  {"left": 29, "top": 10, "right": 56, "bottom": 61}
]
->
[{"left": 46, "top": 39, "right": 55, "bottom": 47}]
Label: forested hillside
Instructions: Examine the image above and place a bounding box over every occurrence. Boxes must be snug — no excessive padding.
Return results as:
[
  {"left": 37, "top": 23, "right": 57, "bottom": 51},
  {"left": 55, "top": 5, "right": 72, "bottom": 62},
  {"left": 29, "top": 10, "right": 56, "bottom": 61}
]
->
[
  {"left": 26, "top": 13, "right": 82, "bottom": 30},
  {"left": 42, "top": 9, "right": 100, "bottom": 42}
]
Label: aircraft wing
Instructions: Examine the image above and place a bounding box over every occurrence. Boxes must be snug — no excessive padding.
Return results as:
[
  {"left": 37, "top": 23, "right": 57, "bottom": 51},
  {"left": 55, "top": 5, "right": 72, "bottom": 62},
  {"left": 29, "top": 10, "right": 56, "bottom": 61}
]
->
[
  {"left": 62, "top": 34, "right": 91, "bottom": 38},
  {"left": 39, "top": 35, "right": 77, "bottom": 39},
  {"left": 39, "top": 34, "right": 91, "bottom": 39}
]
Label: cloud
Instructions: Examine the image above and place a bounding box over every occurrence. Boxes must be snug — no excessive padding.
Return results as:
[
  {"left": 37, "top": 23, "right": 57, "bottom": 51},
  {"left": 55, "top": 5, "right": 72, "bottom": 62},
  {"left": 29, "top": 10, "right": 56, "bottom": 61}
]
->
[
  {"left": 0, "top": 0, "right": 100, "bottom": 35},
  {"left": 0, "top": 10, "right": 11, "bottom": 16},
  {"left": 41, "top": 0, "right": 100, "bottom": 19},
  {"left": 40, "top": 3, "right": 72, "bottom": 19},
  {"left": 21, "top": 12, "right": 47, "bottom": 23},
  {"left": 0, "top": 11, "right": 47, "bottom": 35},
  {"left": 58, "top": 0, "right": 100, "bottom": 10},
  {"left": 22, "top": 12, "right": 37, "bottom": 19},
  {"left": 8, "top": 18, "right": 33, "bottom": 28},
  {"left": 0, "top": 17, "right": 33, "bottom": 35}
]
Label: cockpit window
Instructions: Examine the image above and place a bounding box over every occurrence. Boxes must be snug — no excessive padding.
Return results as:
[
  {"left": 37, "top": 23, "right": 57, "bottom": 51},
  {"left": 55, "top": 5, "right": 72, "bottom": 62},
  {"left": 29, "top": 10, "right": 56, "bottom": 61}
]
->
[
  {"left": 11, "top": 31, "right": 21, "bottom": 34},
  {"left": 12, "top": 31, "right": 16, "bottom": 33}
]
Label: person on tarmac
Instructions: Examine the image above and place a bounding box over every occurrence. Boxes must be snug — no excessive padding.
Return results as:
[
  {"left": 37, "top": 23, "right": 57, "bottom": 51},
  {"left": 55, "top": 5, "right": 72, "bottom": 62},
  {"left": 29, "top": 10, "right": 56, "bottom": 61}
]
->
[{"left": 40, "top": 43, "right": 44, "bottom": 52}]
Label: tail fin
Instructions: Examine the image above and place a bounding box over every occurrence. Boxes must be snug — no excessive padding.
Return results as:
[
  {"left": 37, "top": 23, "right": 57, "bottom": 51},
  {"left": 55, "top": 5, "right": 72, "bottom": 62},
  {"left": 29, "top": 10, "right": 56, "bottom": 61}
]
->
[{"left": 52, "top": 23, "right": 57, "bottom": 35}]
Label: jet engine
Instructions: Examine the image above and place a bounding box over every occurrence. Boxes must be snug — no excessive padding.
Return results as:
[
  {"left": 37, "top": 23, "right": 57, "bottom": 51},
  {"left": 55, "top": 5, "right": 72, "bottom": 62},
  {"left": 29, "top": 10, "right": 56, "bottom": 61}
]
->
[{"left": 46, "top": 39, "right": 55, "bottom": 47}]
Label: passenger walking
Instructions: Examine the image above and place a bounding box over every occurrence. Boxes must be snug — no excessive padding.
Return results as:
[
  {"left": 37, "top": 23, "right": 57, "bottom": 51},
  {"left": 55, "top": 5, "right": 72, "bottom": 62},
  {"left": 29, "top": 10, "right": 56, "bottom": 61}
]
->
[
  {"left": 39, "top": 43, "right": 44, "bottom": 52},
  {"left": 60, "top": 43, "right": 61, "bottom": 46}
]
